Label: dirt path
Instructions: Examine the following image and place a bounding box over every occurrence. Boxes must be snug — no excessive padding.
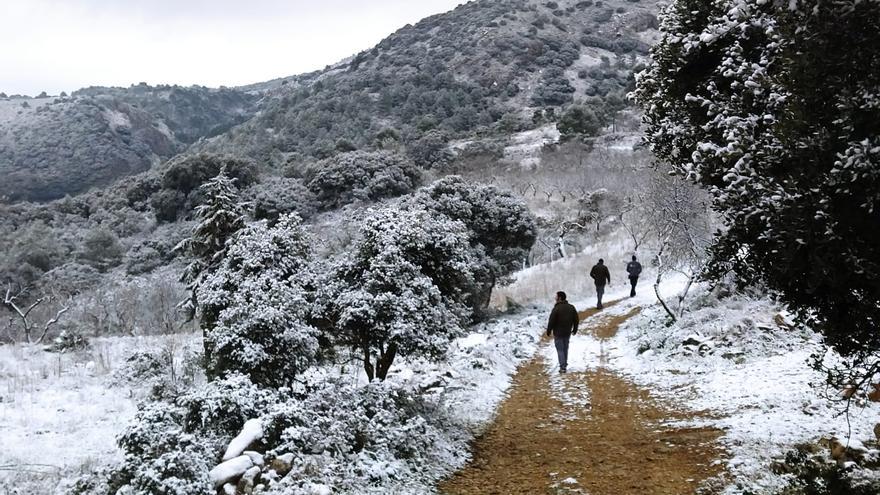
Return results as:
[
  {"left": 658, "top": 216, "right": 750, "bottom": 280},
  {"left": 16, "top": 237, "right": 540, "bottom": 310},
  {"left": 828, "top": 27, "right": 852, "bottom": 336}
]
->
[{"left": 439, "top": 301, "right": 726, "bottom": 495}]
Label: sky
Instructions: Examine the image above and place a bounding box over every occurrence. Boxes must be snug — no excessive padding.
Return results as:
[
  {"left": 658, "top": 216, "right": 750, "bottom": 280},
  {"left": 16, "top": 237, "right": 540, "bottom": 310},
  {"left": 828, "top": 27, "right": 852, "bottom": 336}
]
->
[{"left": 0, "top": 0, "right": 465, "bottom": 96}]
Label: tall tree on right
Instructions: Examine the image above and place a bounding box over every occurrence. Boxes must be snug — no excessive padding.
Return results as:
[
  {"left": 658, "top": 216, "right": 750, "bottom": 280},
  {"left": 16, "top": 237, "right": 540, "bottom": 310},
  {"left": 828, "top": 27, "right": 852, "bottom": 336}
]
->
[{"left": 634, "top": 1, "right": 880, "bottom": 376}]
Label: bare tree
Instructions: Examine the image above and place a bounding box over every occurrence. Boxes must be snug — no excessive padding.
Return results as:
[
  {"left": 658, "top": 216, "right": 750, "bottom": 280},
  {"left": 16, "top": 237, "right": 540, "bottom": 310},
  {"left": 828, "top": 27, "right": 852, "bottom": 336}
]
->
[
  {"left": 3, "top": 286, "right": 70, "bottom": 344},
  {"left": 644, "top": 172, "right": 714, "bottom": 322}
]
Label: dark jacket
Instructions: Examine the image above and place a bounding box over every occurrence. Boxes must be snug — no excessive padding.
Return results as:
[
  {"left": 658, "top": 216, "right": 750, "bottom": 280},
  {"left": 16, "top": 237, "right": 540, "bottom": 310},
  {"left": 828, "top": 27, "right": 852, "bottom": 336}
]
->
[
  {"left": 547, "top": 301, "right": 579, "bottom": 338},
  {"left": 590, "top": 263, "right": 611, "bottom": 286},
  {"left": 626, "top": 260, "right": 642, "bottom": 278}
]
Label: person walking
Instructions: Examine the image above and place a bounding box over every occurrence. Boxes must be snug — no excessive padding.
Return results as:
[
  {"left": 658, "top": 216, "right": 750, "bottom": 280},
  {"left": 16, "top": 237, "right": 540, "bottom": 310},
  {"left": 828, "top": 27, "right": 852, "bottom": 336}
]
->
[
  {"left": 546, "top": 291, "right": 579, "bottom": 373},
  {"left": 626, "top": 255, "right": 643, "bottom": 298},
  {"left": 589, "top": 258, "right": 611, "bottom": 309}
]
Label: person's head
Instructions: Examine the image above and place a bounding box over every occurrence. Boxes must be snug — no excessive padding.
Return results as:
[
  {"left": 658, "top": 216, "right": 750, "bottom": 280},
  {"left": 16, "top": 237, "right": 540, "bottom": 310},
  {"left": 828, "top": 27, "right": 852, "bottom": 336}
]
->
[
  {"left": 556, "top": 291, "right": 567, "bottom": 303},
  {"left": 598, "top": 258, "right": 604, "bottom": 265},
  {"left": 632, "top": 255, "right": 637, "bottom": 261}
]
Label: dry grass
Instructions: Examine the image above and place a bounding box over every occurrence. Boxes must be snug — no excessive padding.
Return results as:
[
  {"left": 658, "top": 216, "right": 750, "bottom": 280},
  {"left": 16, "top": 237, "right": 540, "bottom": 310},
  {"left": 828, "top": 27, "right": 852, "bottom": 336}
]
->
[{"left": 492, "top": 232, "right": 640, "bottom": 310}]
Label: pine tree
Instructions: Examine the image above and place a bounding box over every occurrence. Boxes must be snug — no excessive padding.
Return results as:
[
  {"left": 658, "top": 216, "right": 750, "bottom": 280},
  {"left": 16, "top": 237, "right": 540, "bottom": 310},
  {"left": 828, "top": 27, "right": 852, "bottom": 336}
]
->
[
  {"left": 175, "top": 168, "right": 246, "bottom": 366},
  {"left": 634, "top": 1, "right": 880, "bottom": 370}
]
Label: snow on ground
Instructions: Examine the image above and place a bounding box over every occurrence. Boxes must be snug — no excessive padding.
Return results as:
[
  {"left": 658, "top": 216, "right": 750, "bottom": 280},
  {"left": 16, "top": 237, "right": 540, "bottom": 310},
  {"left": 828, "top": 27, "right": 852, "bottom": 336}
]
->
[
  {"left": 0, "top": 333, "right": 199, "bottom": 493},
  {"left": 550, "top": 277, "right": 880, "bottom": 493},
  {"left": 503, "top": 124, "right": 560, "bottom": 168}
]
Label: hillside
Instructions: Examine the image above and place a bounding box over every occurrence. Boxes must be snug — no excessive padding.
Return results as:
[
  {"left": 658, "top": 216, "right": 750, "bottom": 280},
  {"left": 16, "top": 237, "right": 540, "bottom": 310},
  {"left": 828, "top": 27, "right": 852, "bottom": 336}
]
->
[
  {"left": 189, "top": 0, "right": 660, "bottom": 168},
  {"left": 0, "top": 85, "right": 258, "bottom": 202}
]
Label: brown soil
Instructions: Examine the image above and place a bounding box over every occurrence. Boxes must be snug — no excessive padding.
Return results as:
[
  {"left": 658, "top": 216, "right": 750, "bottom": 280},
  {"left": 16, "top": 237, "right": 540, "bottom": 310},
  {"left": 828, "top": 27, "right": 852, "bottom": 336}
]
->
[{"left": 439, "top": 301, "right": 726, "bottom": 495}]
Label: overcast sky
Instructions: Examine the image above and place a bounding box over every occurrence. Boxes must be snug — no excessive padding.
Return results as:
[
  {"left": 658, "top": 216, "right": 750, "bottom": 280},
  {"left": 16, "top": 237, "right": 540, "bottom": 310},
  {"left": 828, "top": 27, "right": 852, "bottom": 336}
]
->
[{"left": 1, "top": 0, "right": 465, "bottom": 96}]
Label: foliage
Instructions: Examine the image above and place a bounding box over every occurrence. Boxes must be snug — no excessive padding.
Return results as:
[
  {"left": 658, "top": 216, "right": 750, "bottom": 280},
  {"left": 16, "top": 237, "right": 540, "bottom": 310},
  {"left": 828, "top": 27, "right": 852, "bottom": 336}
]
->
[
  {"left": 320, "top": 206, "right": 477, "bottom": 380},
  {"left": 634, "top": 0, "right": 880, "bottom": 364},
  {"left": 197, "top": 214, "right": 321, "bottom": 386},
  {"left": 247, "top": 177, "right": 318, "bottom": 223},
  {"left": 557, "top": 105, "right": 603, "bottom": 141},
  {"left": 409, "top": 176, "right": 537, "bottom": 310},
  {"left": 306, "top": 150, "right": 421, "bottom": 209},
  {"left": 774, "top": 444, "right": 880, "bottom": 495},
  {"left": 261, "top": 378, "right": 458, "bottom": 493}
]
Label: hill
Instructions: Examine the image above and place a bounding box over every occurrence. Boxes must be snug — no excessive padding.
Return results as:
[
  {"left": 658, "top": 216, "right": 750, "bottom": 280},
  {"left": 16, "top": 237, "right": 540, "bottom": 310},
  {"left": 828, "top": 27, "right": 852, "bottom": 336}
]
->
[
  {"left": 195, "top": 0, "right": 661, "bottom": 169},
  {"left": 0, "top": 84, "right": 258, "bottom": 202}
]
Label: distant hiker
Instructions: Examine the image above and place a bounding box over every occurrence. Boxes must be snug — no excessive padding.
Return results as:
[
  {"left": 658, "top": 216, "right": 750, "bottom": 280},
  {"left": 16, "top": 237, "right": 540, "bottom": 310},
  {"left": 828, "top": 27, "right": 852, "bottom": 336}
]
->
[
  {"left": 547, "top": 291, "right": 579, "bottom": 373},
  {"left": 626, "top": 255, "right": 643, "bottom": 298},
  {"left": 589, "top": 259, "right": 611, "bottom": 309}
]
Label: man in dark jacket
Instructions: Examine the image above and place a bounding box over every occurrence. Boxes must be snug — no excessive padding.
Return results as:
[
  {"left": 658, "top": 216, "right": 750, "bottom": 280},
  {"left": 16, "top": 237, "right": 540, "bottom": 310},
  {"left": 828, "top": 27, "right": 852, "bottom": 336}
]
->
[
  {"left": 589, "top": 258, "right": 611, "bottom": 309},
  {"left": 546, "top": 291, "right": 579, "bottom": 373},
  {"left": 626, "top": 255, "right": 643, "bottom": 298}
]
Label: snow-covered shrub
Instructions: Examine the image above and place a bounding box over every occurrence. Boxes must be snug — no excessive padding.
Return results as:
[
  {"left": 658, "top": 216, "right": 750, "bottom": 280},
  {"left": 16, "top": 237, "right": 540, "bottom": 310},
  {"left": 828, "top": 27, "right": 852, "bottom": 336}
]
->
[
  {"left": 773, "top": 444, "right": 880, "bottom": 495},
  {"left": 247, "top": 176, "right": 318, "bottom": 223},
  {"left": 261, "top": 378, "right": 461, "bottom": 493},
  {"left": 306, "top": 150, "right": 421, "bottom": 209},
  {"left": 104, "top": 373, "right": 275, "bottom": 495},
  {"left": 111, "top": 349, "right": 172, "bottom": 386},
  {"left": 198, "top": 214, "right": 321, "bottom": 386},
  {"left": 48, "top": 329, "right": 90, "bottom": 352},
  {"left": 181, "top": 372, "right": 278, "bottom": 436},
  {"left": 319, "top": 206, "right": 477, "bottom": 380}
]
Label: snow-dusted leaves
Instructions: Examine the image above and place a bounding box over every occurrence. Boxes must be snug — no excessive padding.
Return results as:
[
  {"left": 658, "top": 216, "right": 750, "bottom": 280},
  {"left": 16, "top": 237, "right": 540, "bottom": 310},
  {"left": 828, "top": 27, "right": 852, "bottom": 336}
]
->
[{"left": 198, "top": 214, "right": 320, "bottom": 387}]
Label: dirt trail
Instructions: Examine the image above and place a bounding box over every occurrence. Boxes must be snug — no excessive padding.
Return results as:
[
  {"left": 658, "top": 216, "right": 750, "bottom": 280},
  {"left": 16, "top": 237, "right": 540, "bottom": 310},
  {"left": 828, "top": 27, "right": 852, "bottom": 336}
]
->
[{"left": 439, "top": 301, "right": 725, "bottom": 495}]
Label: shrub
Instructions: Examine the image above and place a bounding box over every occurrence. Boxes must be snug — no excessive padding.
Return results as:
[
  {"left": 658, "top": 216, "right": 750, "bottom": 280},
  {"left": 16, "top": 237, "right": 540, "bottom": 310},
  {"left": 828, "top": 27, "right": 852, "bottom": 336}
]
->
[{"left": 306, "top": 150, "right": 421, "bottom": 209}]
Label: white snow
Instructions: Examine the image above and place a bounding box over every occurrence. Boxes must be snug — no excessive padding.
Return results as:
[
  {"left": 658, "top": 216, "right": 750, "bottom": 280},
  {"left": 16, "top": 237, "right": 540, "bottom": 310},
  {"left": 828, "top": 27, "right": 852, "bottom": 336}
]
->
[
  {"left": 209, "top": 454, "right": 254, "bottom": 489},
  {"left": 223, "top": 418, "right": 264, "bottom": 461}
]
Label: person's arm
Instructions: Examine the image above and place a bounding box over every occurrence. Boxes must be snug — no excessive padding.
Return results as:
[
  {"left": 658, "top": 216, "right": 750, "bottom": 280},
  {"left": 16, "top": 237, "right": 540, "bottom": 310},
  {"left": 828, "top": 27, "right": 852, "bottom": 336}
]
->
[
  {"left": 572, "top": 307, "right": 579, "bottom": 335},
  {"left": 606, "top": 268, "right": 611, "bottom": 285},
  {"left": 547, "top": 308, "right": 556, "bottom": 336}
]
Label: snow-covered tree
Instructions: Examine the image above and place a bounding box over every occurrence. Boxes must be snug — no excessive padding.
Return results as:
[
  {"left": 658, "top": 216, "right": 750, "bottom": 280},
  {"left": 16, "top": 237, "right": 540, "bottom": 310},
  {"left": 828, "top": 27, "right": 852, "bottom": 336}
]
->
[
  {"left": 176, "top": 169, "right": 246, "bottom": 305},
  {"left": 321, "top": 206, "right": 477, "bottom": 381},
  {"left": 634, "top": 1, "right": 880, "bottom": 366},
  {"left": 409, "top": 176, "right": 537, "bottom": 311},
  {"left": 197, "top": 214, "right": 321, "bottom": 386},
  {"left": 305, "top": 150, "right": 421, "bottom": 209}
]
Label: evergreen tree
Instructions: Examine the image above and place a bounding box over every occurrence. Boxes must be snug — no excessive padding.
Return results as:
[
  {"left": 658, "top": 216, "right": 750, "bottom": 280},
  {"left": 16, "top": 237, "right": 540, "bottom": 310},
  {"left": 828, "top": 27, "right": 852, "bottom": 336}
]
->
[
  {"left": 197, "top": 214, "right": 320, "bottom": 386},
  {"left": 634, "top": 1, "right": 880, "bottom": 369},
  {"left": 175, "top": 168, "right": 246, "bottom": 365},
  {"left": 320, "top": 206, "right": 477, "bottom": 381},
  {"left": 408, "top": 176, "right": 537, "bottom": 312}
]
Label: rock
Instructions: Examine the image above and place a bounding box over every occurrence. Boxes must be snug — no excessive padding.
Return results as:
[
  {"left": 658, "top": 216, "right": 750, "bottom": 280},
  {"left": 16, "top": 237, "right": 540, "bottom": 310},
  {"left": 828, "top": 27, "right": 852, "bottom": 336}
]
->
[
  {"left": 867, "top": 384, "right": 880, "bottom": 402},
  {"left": 223, "top": 418, "right": 264, "bottom": 461},
  {"left": 830, "top": 439, "right": 847, "bottom": 461},
  {"left": 269, "top": 453, "right": 294, "bottom": 477},
  {"left": 874, "top": 423, "right": 880, "bottom": 441},
  {"left": 244, "top": 451, "right": 264, "bottom": 467},
  {"left": 236, "top": 465, "right": 261, "bottom": 495},
  {"left": 221, "top": 483, "right": 236, "bottom": 495},
  {"left": 682, "top": 336, "right": 702, "bottom": 347},
  {"left": 209, "top": 455, "right": 254, "bottom": 489}
]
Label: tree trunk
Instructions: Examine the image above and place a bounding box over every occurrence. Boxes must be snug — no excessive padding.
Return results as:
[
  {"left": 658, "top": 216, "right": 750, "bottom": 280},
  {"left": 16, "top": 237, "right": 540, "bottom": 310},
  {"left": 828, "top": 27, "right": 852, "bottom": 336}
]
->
[
  {"left": 654, "top": 244, "right": 677, "bottom": 323},
  {"left": 362, "top": 341, "right": 375, "bottom": 382},
  {"left": 376, "top": 342, "right": 398, "bottom": 381},
  {"left": 677, "top": 274, "right": 695, "bottom": 319}
]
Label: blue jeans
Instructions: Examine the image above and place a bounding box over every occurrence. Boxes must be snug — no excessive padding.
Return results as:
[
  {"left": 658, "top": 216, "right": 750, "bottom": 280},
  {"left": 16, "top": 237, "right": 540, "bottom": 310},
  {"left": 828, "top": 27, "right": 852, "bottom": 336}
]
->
[
  {"left": 554, "top": 336, "right": 570, "bottom": 371},
  {"left": 596, "top": 283, "right": 605, "bottom": 308}
]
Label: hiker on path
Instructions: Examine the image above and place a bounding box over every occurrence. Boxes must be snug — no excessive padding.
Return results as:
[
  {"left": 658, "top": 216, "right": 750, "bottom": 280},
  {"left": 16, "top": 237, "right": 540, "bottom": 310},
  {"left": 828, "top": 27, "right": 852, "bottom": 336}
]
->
[
  {"left": 546, "top": 291, "right": 579, "bottom": 374},
  {"left": 589, "top": 258, "right": 611, "bottom": 309},
  {"left": 626, "top": 255, "right": 642, "bottom": 298}
]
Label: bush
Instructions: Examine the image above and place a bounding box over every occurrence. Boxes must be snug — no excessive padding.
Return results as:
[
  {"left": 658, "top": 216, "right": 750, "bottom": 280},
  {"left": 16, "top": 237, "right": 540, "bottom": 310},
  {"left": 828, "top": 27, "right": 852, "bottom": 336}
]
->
[
  {"left": 247, "top": 177, "right": 317, "bottom": 223},
  {"left": 48, "top": 329, "right": 90, "bottom": 353},
  {"left": 306, "top": 150, "right": 421, "bottom": 209}
]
